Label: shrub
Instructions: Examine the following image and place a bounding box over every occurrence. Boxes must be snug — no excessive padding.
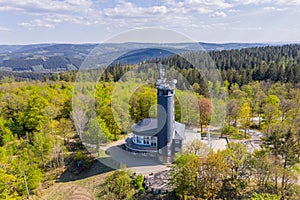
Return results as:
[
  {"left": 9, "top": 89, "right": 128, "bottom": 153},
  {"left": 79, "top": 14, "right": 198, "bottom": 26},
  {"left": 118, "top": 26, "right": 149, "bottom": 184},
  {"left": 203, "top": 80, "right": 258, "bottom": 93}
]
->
[
  {"left": 221, "top": 125, "right": 239, "bottom": 135},
  {"left": 133, "top": 174, "right": 144, "bottom": 189}
]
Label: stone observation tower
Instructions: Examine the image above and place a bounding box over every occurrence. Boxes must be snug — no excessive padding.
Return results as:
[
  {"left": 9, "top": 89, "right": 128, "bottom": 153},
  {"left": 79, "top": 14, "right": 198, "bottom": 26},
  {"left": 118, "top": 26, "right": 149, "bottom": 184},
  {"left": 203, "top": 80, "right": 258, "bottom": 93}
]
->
[
  {"left": 125, "top": 64, "right": 185, "bottom": 163},
  {"left": 156, "top": 65, "right": 178, "bottom": 162}
]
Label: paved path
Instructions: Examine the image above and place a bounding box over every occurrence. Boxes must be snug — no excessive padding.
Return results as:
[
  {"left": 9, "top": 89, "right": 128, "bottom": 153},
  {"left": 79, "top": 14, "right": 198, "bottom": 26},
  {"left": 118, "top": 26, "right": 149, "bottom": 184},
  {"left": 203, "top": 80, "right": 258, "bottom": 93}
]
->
[
  {"left": 96, "top": 129, "right": 264, "bottom": 176},
  {"left": 184, "top": 129, "right": 228, "bottom": 152},
  {"left": 97, "top": 131, "right": 227, "bottom": 175},
  {"left": 99, "top": 139, "right": 168, "bottom": 176}
]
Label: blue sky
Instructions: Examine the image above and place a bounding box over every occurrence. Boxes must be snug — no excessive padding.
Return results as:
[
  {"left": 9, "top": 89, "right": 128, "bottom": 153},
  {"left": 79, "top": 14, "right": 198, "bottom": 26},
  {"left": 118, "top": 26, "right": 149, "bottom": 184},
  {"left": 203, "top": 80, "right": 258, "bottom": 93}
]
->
[{"left": 0, "top": 0, "right": 300, "bottom": 44}]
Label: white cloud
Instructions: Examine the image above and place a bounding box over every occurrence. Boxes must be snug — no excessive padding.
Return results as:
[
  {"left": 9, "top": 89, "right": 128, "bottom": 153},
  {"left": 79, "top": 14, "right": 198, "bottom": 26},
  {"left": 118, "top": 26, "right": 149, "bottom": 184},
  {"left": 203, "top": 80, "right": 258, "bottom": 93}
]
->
[
  {"left": 185, "top": 0, "right": 232, "bottom": 9},
  {"left": 198, "top": 22, "right": 229, "bottom": 30},
  {"left": 230, "top": 26, "right": 263, "bottom": 31},
  {"left": 0, "top": 0, "right": 93, "bottom": 13},
  {"left": 19, "top": 19, "right": 55, "bottom": 28},
  {"left": 1, "top": 0, "right": 235, "bottom": 31},
  {"left": 3, "top": 0, "right": 295, "bottom": 35},
  {"left": 198, "top": 22, "right": 263, "bottom": 32},
  {"left": 210, "top": 11, "right": 227, "bottom": 18},
  {"left": 199, "top": 24, "right": 212, "bottom": 30},
  {"left": 4, "top": 0, "right": 104, "bottom": 29},
  {"left": 263, "top": 6, "right": 288, "bottom": 11},
  {"left": 0, "top": 6, "right": 22, "bottom": 11},
  {"left": 102, "top": 0, "right": 232, "bottom": 28},
  {"left": 0, "top": 26, "right": 10, "bottom": 32},
  {"left": 232, "top": 0, "right": 300, "bottom": 6},
  {"left": 102, "top": 0, "right": 196, "bottom": 29},
  {"left": 264, "top": 6, "right": 275, "bottom": 10},
  {"left": 104, "top": 2, "right": 171, "bottom": 18},
  {"left": 275, "top": 0, "right": 300, "bottom": 5},
  {"left": 152, "top": 6, "right": 168, "bottom": 14},
  {"left": 231, "top": 0, "right": 272, "bottom": 5},
  {"left": 161, "top": 0, "right": 232, "bottom": 16},
  {"left": 19, "top": 12, "right": 103, "bottom": 29},
  {"left": 228, "top": 9, "right": 240, "bottom": 13},
  {"left": 196, "top": 7, "right": 213, "bottom": 14}
]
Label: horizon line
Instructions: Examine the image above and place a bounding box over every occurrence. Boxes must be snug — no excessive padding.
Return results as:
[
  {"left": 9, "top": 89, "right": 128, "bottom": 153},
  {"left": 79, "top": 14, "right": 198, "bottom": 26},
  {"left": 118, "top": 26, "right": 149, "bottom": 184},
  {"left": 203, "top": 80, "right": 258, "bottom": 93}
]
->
[{"left": 1, "top": 41, "right": 300, "bottom": 46}]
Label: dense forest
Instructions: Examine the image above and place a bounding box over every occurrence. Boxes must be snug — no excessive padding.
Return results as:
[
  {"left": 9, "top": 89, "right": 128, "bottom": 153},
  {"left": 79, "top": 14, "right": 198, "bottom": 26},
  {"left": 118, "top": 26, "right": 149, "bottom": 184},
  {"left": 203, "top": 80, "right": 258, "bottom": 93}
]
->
[
  {"left": 211, "top": 45, "right": 300, "bottom": 85},
  {"left": 2, "top": 44, "right": 300, "bottom": 87},
  {"left": 99, "top": 44, "right": 300, "bottom": 88},
  {"left": 0, "top": 44, "right": 299, "bottom": 199}
]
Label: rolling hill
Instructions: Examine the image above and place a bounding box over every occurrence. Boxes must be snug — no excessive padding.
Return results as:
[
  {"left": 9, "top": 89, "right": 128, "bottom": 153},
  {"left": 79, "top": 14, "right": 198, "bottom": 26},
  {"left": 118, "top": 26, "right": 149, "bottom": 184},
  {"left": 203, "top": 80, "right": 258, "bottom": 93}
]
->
[{"left": 0, "top": 42, "right": 267, "bottom": 73}]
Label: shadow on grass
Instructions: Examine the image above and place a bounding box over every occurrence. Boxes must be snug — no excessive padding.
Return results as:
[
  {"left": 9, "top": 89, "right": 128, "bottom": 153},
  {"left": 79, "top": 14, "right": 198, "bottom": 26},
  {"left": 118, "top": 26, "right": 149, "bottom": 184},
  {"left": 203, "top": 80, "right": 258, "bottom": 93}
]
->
[
  {"left": 58, "top": 158, "right": 114, "bottom": 183},
  {"left": 58, "top": 141, "right": 167, "bottom": 183}
]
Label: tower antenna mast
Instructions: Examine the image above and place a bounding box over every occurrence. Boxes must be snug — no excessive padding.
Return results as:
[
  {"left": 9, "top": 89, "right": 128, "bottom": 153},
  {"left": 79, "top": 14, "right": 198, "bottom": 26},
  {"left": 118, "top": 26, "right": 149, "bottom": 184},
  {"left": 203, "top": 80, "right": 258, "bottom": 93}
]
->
[{"left": 159, "top": 63, "right": 166, "bottom": 85}]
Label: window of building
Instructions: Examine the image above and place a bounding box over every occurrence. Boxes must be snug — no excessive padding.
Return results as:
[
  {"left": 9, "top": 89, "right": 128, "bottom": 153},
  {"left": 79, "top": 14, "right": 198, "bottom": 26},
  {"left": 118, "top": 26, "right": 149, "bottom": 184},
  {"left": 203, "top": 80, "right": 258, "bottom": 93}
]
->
[
  {"left": 132, "top": 135, "right": 137, "bottom": 143},
  {"left": 174, "top": 139, "right": 180, "bottom": 144},
  {"left": 137, "top": 136, "right": 142, "bottom": 144},
  {"left": 151, "top": 136, "right": 157, "bottom": 147},
  {"left": 133, "top": 135, "right": 158, "bottom": 146},
  {"left": 144, "top": 136, "right": 150, "bottom": 145}
]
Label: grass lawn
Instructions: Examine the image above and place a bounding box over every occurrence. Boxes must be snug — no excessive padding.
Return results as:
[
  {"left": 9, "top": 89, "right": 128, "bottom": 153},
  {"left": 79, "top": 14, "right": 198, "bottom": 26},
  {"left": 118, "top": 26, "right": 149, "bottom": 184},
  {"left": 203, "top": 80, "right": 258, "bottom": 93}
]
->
[
  {"left": 228, "top": 132, "right": 251, "bottom": 140},
  {"left": 201, "top": 130, "right": 251, "bottom": 141},
  {"left": 200, "top": 131, "right": 220, "bottom": 138},
  {"left": 36, "top": 160, "right": 113, "bottom": 200}
]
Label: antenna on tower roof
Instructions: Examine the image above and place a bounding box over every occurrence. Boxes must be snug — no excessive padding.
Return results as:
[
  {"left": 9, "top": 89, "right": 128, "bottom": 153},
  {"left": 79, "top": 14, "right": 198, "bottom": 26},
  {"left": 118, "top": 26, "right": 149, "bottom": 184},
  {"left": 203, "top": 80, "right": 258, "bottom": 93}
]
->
[{"left": 158, "top": 62, "right": 166, "bottom": 85}]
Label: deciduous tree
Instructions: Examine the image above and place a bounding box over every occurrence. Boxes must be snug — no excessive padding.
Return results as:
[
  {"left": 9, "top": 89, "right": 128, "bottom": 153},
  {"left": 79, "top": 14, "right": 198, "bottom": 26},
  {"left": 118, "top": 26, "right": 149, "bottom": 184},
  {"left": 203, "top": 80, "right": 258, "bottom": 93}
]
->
[{"left": 198, "top": 97, "right": 212, "bottom": 133}]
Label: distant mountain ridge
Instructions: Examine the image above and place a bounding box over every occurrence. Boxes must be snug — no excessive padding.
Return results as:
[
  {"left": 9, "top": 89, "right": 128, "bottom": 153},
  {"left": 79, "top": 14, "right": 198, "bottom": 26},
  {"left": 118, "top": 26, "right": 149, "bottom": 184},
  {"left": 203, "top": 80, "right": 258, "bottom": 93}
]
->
[{"left": 0, "top": 42, "right": 268, "bottom": 73}]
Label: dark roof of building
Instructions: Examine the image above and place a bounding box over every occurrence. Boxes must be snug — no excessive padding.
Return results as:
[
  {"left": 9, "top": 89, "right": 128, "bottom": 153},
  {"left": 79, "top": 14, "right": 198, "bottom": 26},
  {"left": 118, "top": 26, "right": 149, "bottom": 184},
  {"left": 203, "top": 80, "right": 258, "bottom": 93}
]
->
[
  {"left": 132, "top": 118, "right": 157, "bottom": 136},
  {"left": 132, "top": 118, "right": 185, "bottom": 140}
]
